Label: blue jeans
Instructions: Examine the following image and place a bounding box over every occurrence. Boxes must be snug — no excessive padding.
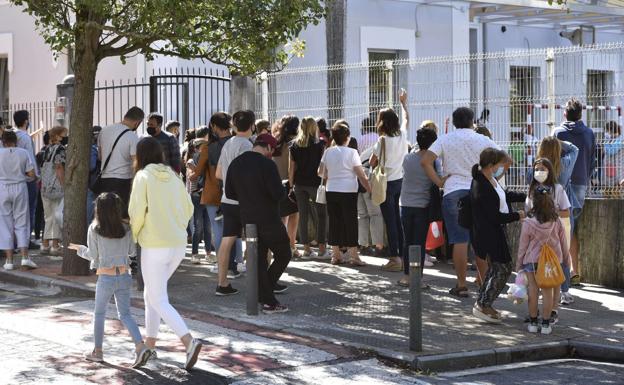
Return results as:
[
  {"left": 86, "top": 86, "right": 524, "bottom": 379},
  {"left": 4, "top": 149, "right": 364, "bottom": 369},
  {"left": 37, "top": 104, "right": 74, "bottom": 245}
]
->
[
  {"left": 401, "top": 206, "right": 429, "bottom": 275},
  {"left": 569, "top": 184, "right": 588, "bottom": 233},
  {"left": 191, "top": 194, "right": 211, "bottom": 255},
  {"left": 27, "top": 181, "right": 37, "bottom": 236},
  {"left": 207, "top": 205, "right": 241, "bottom": 270},
  {"left": 93, "top": 273, "right": 142, "bottom": 349},
  {"left": 380, "top": 179, "right": 404, "bottom": 257},
  {"left": 442, "top": 189, "right": 470, "bottom": 244}
]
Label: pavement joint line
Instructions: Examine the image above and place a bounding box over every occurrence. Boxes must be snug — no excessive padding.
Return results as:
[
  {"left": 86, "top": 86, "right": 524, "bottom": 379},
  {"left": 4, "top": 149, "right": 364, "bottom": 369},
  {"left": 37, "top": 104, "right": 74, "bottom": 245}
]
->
[{"left": 2, "top": 267, "right": 624, "bottom": 374}]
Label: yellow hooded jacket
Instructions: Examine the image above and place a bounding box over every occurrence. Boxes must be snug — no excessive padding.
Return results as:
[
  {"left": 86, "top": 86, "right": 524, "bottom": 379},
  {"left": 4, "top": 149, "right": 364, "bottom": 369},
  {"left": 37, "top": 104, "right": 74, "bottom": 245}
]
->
[{"left": 129, "top": 163, "right": 194, "bottom": 248}]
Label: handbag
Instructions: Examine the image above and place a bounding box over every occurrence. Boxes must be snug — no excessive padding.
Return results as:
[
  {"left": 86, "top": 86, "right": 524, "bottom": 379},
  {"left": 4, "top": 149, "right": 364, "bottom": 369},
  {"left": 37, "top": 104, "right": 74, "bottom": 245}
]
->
[
  {"left": 370, "top": 136, "right": 387, "bottom": 206},
  {"left": 89, "top": 128, "right": 130, "bottom": 194},
  {"left": 41, "top": 145, "right": 64, "bottom": 200},
  {"left": 425, "top": 221, "right": 445, "bottom": 251},
  {"left": 535, "top": 224, "right": 566, "bottom": 289},
  {"left": 316, "top": 176, "right": 327, "bottom": 204}
]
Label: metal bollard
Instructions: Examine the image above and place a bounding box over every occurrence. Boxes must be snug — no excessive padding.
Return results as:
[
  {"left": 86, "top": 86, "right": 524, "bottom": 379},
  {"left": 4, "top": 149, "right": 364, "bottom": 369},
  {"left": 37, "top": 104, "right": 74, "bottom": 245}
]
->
[
  {"left": 245, "top": 224, "right": 259, "bottom": 316},
  {"left": 409, "top": 245, "right": 422, "bottom": 352}
]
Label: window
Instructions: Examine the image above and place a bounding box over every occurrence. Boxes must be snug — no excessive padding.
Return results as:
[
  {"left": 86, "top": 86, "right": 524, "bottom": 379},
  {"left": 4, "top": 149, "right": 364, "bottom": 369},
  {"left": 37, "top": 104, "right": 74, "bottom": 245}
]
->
[
  {"left": 586, "top": 70, "right": 613, "bottom": 130},
  {"left": 368, "top": 51, "right": 399, "bottom": 113},
  {"left": 510, "top": 66, "right": 540, "bottom": 128}
]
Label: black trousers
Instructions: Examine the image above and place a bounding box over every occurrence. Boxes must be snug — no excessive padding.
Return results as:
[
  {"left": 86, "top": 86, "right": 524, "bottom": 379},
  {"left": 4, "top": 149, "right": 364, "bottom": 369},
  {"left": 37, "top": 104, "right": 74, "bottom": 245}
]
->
[
  {"left": 98, "top": 178, "right": 132, "bottom": 217},
  {"left": 255, "top": 221, "right": 292, "bottom": 306},
  {"left": 478, "top": 257, "right": 512, "bottom": 307},
  {"left": 326, "top": 191, "right": 358, "bottom": 248}
]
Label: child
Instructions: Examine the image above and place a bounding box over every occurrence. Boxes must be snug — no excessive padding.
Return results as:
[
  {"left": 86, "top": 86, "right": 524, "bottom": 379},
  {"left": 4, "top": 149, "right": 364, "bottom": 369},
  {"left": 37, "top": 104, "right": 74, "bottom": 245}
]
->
[
  {"left": 516, "top": 185, "right": 570, "bottom": 335},
  {"left": 525, "top": 158, "right": 571, "bottom": 319},
  {"left": 69, "top": 193, "right": 150, "bottom": 367}
]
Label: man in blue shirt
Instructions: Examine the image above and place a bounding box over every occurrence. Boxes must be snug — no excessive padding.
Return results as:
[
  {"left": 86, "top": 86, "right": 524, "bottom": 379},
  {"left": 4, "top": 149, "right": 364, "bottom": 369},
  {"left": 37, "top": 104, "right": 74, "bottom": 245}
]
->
[{"left": 552, "top": 98, "right": 596, "bottom": 287}]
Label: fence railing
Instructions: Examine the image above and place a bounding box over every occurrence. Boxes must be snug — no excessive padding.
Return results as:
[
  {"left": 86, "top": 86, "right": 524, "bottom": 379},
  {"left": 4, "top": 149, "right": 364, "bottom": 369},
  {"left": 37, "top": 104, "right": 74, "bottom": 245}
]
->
[
  {"left": 255, "top": 42, "right": 624, "bottom": 198},
  {"left": 0, "top": 101, "right": 56, "bottom": 151}
]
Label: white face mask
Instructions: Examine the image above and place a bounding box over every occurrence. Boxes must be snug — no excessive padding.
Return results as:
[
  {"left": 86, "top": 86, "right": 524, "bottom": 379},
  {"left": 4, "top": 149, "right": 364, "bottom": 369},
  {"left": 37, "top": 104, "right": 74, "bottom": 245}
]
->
[{"left": 534, "top": 170, "right": 548, "bottom": 184}]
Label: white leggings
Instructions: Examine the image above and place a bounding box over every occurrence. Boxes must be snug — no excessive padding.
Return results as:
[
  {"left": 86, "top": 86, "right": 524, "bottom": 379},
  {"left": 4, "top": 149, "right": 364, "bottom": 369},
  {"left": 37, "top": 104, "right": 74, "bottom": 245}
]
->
[{"left": 141, "top": 247, "right": 189, "bottom": 339}]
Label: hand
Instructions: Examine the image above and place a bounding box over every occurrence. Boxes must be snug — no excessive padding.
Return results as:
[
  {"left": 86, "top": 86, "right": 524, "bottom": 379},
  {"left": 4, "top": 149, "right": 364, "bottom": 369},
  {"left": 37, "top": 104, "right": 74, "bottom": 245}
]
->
[
  {"left": 518, "top": 210, "right": 526, "bottom": 220},
  {"left": 399, "top": 88, "right": 407, "bottom": 105},
  {"left": 438, "top": 175, "right": 449, "bottom": 188},
  {"left": 620, "top": 179, "right": 624, "bottom": 187},
  {"left": 68, "top": 243, "right": 83, "bottom": 251}
]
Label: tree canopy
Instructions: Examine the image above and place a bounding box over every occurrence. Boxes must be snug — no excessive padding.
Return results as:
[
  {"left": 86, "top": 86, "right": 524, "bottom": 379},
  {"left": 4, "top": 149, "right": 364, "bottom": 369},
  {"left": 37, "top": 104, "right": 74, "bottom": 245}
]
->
[{"left": 11, "top": 0, "right": 325, "bottom": 74}]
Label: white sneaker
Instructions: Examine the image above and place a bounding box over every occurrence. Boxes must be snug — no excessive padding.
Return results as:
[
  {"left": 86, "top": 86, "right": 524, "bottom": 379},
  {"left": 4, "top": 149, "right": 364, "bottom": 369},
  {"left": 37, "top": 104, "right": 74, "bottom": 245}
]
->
[
  {"left": 184, "top": 339, "right": 202, "bottom": 371},
  {"left": 191, "top": 255, "right": 201, "bottom": 265},
  {"left": 237, "top": 263, "right": 247, "bottom": 273},
  {"left": 21, "top": 258, "right": 38, "bottom": 270},
  {"left": 425, "top": 254, "right": 437, "bottom": 263},
  {"left": 315, "top": 250, "right": 331, "bottom": 260},
  {"left": 40, "top": 244, "right": 50, "bottom": 254},
  {"left": 301, "top": 250, "right": 318, "bottom": 260},
  {"left": 528, "top": 321, "right": 539, "bottom": 333},
  {"left": 227, "top": 270, "right": 242, "bottom": 279},
  {"left": 209, "top": 265, "right": 219, "bottom": 274},
  {"left": 424, "top": 258, "right": 434, "bottom": 267},
  {"left": 541, "top": 323, "right": 553, "bottom": 335},
  {"left": 560, "top": 292, "right": 575, "bottom": 305},
  {"left": 3, "top": 263, "right": 14, "bottom": 270}
]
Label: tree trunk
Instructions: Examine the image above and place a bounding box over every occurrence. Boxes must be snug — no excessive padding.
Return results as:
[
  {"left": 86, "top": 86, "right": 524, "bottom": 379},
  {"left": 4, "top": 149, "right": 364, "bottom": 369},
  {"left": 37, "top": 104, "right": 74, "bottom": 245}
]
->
[{"left": 61, "top": 21, "right": 100, "bottom": 276}]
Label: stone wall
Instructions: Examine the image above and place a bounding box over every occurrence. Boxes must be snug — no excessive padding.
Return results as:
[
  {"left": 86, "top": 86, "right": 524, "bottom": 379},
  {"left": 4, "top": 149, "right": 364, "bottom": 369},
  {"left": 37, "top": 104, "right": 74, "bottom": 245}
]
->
[{"left": 507, "top": 199, "right": 624, "bottom": 289}]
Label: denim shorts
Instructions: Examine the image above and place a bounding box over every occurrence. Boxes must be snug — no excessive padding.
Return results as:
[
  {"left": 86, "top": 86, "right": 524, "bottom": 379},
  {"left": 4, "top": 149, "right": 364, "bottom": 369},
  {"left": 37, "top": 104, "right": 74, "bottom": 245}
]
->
[
  {"left": 570, "top": 184, "right": 588, "bottom": 232},
  {"left": 442, "top": 189, "right": 470, "bottom": 244},
  {"left": 523, "top": 263, "right": 537, "bottom": 273}
]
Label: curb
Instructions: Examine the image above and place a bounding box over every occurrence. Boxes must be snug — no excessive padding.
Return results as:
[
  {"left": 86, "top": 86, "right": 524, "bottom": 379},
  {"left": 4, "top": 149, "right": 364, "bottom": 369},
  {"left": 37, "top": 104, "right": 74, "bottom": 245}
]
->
[
  {"left": 2, "top": 269, "right": 623, "bottom": 373},
  {"left": 0, "top": 269, "right": 94, "bottom": 298}
]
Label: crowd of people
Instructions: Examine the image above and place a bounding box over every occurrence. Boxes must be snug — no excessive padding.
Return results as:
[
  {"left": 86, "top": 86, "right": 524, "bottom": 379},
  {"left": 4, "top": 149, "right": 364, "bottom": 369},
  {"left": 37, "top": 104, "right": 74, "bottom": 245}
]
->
[{"left": 0, "top": 93, "right": 616, "bottom": 367}]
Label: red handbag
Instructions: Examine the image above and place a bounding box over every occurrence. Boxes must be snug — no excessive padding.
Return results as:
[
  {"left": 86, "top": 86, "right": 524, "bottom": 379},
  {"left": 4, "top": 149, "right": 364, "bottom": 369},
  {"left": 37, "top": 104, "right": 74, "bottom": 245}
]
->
[{"left": 426, "top": 221, "right": 445, "bottom": 251}]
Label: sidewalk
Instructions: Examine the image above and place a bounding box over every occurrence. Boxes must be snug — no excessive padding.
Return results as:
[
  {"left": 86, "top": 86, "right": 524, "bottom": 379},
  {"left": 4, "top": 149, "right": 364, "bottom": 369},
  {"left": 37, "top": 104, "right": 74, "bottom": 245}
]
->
[{"left": 2, "top": 248, "right": 624, "bottom": 368}]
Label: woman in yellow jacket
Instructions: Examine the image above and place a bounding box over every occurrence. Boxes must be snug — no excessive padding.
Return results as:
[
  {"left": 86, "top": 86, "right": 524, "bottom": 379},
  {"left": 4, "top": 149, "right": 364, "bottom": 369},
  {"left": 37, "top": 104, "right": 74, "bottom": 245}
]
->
[{"left": 128, "top": 137, "right": 201, "bottom": 371}]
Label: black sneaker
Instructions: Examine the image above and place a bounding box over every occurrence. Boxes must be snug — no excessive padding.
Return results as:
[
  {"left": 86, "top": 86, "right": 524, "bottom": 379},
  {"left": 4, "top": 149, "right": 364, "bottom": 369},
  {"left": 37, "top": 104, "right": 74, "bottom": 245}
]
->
[
  {"left": 215, "top": 284, "right": 239, "bottom": 296},
  {"left": 262, "top": 303, "right": 289, "bottom": 314},
  {"left": 274, "top": 283, "right": 288, "bottom": 294}
]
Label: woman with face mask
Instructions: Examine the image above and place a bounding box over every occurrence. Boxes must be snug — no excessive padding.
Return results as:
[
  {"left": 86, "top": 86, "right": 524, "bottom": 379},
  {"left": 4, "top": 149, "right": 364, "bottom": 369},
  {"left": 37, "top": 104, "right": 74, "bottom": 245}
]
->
[{"left": 469, "top": 148, "right": 526, "bottom": 324}]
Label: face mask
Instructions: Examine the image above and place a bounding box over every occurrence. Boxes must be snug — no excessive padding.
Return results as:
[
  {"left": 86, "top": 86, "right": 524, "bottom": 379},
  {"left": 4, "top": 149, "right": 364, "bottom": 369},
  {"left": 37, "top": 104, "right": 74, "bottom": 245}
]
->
[
  {"left": 534, "top": 170, "right": 548, "bottom": 184},
  {"left": 147, "top": 126, "right": 157, "bottom": 136},
  {"left": 493, "top": 166, "right": 504, "bottom": 179},
  {"left": 60, "top": 136, "right": 68, "bottom": 146}
]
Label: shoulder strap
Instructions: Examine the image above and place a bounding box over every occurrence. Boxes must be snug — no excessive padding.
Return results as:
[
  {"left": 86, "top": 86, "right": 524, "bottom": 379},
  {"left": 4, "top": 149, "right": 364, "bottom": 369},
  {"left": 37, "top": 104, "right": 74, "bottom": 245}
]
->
[
  {"left": 379, "top": 136, "right": 386, "bottom": 168},
  {"left": 100, "top": 129, "right": 130, "bottom": 175}
]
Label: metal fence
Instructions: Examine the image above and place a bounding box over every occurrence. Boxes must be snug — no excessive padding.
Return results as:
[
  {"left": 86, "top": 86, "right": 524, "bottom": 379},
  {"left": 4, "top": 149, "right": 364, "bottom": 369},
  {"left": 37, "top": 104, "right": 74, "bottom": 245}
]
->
[
  {"left": 0, "top": 101, "right": 56, "bottom": 151},
  {"left": 255, "top": 42, "right": 624, "bottom": 198},
  {"left": 94, "top": 67, "right": 231, "bottom": 140}
]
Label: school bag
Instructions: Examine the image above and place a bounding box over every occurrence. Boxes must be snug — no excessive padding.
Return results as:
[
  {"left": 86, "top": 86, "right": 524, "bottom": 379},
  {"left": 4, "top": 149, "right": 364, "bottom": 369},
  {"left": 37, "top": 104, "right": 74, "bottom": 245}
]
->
[
  {"left": 535, "top": 223, "right": 566, "bottom": 289},
  {"left": 41, "top": 144, "right": 64, "bottom": 200},
  {"left": 370, "top": 136, "right": 387, "bottom": 205}
]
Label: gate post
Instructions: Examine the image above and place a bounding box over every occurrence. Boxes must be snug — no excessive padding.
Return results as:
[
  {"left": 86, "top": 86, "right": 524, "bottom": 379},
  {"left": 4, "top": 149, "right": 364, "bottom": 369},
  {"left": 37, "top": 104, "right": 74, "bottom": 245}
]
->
[
  {"left": 245, "top": 224, "right": 259, "bottom": 316},
  {"left": 260, "top": 72, "right": 269, "bottom": 120},
  {"left": 149, "top": 75, "right": 158, "bottom": 113},
  {"left": 546, "top": 48, "right": 556, "bottom": 131},
  {"left": 385, "top": 60, "right": 394, "bottom": 108},
  {"left": 230, "top": 75, "right": 256, "bottom": 113},
  {"left": 409, "top": 245, "right": 423, "bottom": 352}
]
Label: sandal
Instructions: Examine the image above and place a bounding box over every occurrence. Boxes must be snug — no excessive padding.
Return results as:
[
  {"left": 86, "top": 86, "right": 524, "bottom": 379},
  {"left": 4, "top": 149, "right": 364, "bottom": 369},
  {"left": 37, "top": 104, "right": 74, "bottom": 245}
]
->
[
  {"left": 397, "top": 279, "right": 409, "bottom": 287},
  {"left": 449, "top": 286, "right": 469, "bottom": 298},
  {"left": 349, "top": 258, "right": 367, "bottom": 267},
  {"left": 85, "top": 349, "right": 104, "bottom": 363},
  {"left": 381, "top": 260, "right": 403, "bottom": 272},
  {"left": 331, "top": 257, "right": 344, "bottom": 265}
]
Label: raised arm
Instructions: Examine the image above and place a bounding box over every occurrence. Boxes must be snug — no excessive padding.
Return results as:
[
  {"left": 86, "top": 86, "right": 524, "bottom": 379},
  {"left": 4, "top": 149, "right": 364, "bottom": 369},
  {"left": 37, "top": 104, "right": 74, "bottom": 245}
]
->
[
  {"left": 399, "top": 89, "right": 409, "bottom": 131},
  {"left": 421, "top": 150, "right": 445, "bottom": 188}
]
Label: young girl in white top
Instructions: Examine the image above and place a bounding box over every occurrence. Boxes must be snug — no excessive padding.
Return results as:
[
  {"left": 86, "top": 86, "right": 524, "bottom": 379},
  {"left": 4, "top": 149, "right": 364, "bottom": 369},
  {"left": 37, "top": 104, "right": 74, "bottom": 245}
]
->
[{"left": 69, "top": 192, "right": 150, "bottom": 367}]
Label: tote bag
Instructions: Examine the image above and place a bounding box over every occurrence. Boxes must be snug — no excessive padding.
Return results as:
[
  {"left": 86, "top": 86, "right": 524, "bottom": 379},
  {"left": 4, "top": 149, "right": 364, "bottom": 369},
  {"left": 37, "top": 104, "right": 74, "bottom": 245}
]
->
[
  {"left": 316, "top": 165, "right": 327, "bottom": 204},
  {"left": 370, "top": 137, "right": 387, "bottom": 206}
]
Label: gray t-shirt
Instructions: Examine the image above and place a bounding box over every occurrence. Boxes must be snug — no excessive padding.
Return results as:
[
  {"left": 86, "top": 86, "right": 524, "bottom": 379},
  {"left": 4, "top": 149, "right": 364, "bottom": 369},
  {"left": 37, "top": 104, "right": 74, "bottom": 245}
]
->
[
  {"left": 400, "top": 151, "right": 433, "bottom": 208},
  {"left": 218, "top": 135, "right": 253, "bottom": 205},
  {"left": 97, "top": 123, "right": 140, "bottom": 179},
  {"left": 0, "top": 147, "right": 34, "bottom": 184}
]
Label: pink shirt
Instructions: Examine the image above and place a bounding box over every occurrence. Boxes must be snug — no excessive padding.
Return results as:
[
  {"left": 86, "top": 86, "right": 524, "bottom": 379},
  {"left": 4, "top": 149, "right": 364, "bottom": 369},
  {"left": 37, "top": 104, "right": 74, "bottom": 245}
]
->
[{"left": 516, "top": 217, "right": 570, "bottom": 271}]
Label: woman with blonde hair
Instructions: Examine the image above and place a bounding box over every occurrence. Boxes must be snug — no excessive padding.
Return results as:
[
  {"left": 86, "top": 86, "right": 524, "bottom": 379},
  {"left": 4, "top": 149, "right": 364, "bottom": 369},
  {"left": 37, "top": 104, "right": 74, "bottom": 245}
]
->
[
  {"left": 536, "top": 135, "right": 578, "bottom": 306},
  {"left": 289, "top": 116, "right": 328, "bottom": 258},
  {"left": 40, "top": 126, "right": 68, "bottom": 255}
]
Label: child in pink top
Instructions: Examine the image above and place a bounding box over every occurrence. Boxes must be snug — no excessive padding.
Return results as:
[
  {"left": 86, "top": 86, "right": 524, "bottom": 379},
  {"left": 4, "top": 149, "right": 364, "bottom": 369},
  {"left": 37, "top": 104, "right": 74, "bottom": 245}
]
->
[{"left": 516, "top": 185, "right": 570, "bottom": 335}]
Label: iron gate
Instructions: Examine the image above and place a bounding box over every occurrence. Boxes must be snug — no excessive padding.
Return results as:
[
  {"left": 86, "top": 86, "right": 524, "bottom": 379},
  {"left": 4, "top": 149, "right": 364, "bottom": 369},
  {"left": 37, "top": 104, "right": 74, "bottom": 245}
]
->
[{"left": 94, "top": 68, "right": 230, "bottom": 138}]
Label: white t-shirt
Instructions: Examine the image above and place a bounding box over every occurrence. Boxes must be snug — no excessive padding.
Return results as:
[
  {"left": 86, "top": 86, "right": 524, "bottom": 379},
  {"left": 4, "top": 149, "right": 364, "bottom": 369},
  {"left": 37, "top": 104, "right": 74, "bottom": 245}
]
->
[
  {"left": 219, "top": 135, "right": 253, "bottom": 205},
  {"left": 525, "top": 183, "right": 571, "bottom": 212},
  {"left": 98, "top": 123, "right": 140, "bottom": 179},
  {"left": 429, "top": 129, "right": 500, "bottom": 196},
  {"left": 494, "top": 179, "right": 509, "bottom": 213},
  {"left": 0, "top": 147, "right": 34, "bottom": 184},
  {"left": 373, "top": 130, "right": 409, "bottom": 182},
  {"left": 321, "top": 146, "right": 362, "bottom": 193}
]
